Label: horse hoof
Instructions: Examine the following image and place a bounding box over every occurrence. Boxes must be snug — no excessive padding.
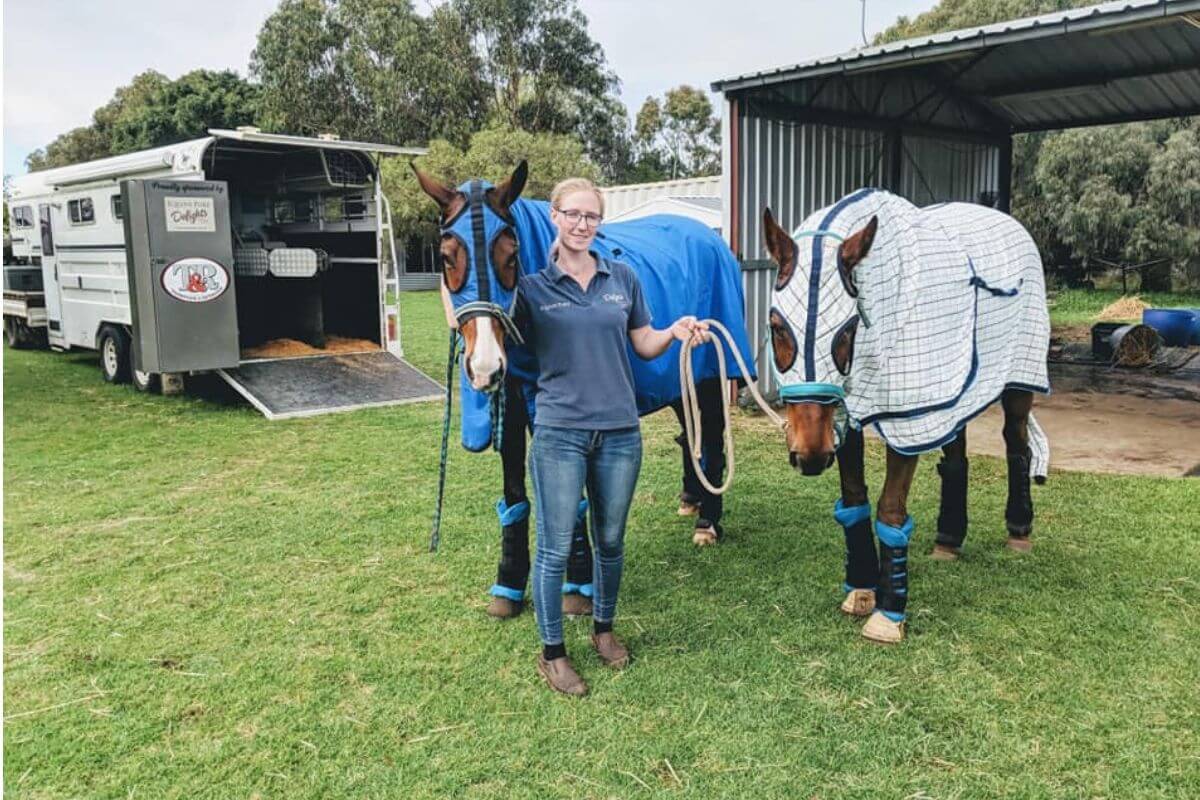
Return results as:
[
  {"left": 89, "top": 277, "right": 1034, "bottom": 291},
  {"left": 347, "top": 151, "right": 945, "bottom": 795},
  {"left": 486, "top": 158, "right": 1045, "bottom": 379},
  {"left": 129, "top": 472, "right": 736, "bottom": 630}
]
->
[
  {"left": 677, "top": 502, "right": 700, "bottom": 517},
  {"left": 486, "top": 596, "right": 524, "bottom": 619},
  {"left": 930, "top": 543, "right": 961, "bottom": 561},
  {"left": 840, "top": 589, "right": 876, "bottom": 617},
  {"left": 1006, "top": 536, "right": 1032, "bottom": 553},
  {"left": 692, "top": 528, "right": 719, "bottom": 547},
  {"left": 861, "top": 611, "right": 905, "bottom": 644},
  {"left": 561, "top": 593, "right": 593, "bottom": 618}
]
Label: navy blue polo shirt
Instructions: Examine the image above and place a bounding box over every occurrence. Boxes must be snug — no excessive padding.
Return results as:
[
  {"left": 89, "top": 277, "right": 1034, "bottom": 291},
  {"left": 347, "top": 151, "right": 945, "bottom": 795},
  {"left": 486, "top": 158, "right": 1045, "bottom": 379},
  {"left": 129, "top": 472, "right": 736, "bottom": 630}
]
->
[{"left": 514, "top": 253, "right": 652, "bottom": 430}]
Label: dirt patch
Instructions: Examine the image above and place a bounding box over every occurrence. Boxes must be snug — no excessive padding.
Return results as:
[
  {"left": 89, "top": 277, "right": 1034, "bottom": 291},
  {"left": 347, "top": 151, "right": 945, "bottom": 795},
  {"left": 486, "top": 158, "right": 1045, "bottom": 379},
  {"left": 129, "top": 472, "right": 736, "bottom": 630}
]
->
[
  {"left": 966, "top": 391, "right": 1200, "bottom": 478},
  {"left": 241, "top": 336, "right": 379, "bottom": 359}
]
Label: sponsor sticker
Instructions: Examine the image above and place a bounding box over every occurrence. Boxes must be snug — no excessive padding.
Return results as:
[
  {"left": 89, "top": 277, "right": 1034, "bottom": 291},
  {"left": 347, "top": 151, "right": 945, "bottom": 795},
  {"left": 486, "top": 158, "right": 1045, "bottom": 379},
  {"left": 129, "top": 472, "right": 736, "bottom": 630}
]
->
[
  {"left": 161, "top": 257, "right": 230, "bottom": 303},
  {"left": 164, "top": 197, "right": 215, "bottom": 232}
]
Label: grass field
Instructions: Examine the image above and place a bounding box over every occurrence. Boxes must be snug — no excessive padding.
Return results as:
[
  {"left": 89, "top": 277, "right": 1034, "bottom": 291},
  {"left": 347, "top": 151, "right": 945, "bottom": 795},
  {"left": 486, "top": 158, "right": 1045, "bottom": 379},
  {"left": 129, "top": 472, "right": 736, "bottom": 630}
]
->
[
  {"left": 5, "top": 291, "right": 1199, "bottom": 799},
  {"left": 1047, "top": 289, "right": 1200, "bottom": 327}
]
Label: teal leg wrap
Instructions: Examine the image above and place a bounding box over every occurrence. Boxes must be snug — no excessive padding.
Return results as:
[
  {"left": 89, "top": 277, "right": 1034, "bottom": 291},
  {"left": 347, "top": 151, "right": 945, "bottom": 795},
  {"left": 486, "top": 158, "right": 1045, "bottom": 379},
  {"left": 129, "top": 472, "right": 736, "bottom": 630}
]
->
[
  {"left": 834, "top": 499, "right": 878, "bottom": 592},
  {"left": 875, "top": 516, "right": 913, "bottom": 623}
]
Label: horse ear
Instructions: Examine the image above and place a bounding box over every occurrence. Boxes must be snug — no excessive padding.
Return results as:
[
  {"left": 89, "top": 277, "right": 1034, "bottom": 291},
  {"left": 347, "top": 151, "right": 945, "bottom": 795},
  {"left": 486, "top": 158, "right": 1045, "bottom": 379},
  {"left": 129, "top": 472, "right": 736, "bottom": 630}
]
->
[
  {"left": 411, "top": 162, "right": 457, "bottom": 210},
  {"left": 763, "top": 207, "right": 797, "bottom": 289},
  {"left": 494, "top": 160, "right": 528, "bottom": 209},
  {"left": 838, "top": 215, "right": 878, "bottom": 271}
]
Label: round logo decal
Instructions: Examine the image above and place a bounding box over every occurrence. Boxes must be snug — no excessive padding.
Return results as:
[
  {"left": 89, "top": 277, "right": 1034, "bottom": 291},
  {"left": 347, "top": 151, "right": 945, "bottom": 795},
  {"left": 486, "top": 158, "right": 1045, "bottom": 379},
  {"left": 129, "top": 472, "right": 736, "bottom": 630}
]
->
[{"left": 161, "top": 257, "right": 230, "bottom": 303}]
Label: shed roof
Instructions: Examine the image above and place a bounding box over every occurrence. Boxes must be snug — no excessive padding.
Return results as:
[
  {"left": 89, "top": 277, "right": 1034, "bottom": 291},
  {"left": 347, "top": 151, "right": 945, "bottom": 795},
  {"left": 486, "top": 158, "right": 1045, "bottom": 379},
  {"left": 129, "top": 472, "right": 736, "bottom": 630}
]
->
[{"left": 713, "top": 0, "right": 1200, "bottom": 134}]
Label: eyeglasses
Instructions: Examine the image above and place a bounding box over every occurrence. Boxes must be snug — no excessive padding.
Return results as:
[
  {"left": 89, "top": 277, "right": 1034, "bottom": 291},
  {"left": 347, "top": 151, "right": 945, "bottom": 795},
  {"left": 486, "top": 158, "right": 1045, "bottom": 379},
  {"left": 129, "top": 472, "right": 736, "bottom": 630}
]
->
[{"left": 554, "top": 207, "right": 603, "bottom": 228}]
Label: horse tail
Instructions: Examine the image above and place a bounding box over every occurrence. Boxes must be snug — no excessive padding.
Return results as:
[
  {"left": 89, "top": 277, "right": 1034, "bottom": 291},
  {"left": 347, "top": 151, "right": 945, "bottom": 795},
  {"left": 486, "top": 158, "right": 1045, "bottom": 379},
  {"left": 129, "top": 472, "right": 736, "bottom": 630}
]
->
[{"left": 1027, "top": 412, "right": 1049, "bottom": 485}]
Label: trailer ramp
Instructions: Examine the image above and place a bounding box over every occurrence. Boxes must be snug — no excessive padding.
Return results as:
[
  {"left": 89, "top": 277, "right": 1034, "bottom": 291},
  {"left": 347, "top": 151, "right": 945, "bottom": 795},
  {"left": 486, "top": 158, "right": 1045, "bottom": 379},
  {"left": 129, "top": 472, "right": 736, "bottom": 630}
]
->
[{"left": 218, "top": 351, "right": 442, "bottom": 420}]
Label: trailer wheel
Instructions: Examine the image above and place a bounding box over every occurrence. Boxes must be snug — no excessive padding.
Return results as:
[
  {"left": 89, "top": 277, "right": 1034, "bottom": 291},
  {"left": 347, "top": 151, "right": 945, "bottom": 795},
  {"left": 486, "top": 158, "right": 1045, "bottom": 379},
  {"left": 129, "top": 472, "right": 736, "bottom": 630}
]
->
[
  {"left": 132, "top": 367, "right": 159, "bottom": 393},
  {"left": 99, "top": 327, "right": 132, "bottom": 384}
]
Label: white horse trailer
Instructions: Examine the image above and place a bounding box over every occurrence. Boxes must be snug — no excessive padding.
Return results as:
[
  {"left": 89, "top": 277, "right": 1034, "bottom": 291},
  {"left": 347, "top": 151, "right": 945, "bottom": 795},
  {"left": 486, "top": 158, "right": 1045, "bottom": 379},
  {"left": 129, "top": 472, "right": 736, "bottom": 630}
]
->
[{"left": 4, "top": 128, "right": 442, "bottom": 418}]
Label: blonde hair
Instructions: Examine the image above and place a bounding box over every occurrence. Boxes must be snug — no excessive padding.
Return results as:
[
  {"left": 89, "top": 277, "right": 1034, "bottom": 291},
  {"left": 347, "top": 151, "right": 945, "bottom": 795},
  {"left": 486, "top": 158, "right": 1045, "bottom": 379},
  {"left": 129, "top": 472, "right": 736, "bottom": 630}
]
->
[{"left": 550, "top": 177, "right": 604, "bottom": 216}]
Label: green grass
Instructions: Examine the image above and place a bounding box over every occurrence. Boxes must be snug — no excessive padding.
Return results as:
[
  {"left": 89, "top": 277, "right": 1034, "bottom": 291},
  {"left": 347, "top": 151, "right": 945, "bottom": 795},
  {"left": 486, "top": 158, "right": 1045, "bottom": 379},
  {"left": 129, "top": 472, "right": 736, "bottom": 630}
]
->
[
  {"left": 1049, "top": 288, "right": 1200, "bottom": 327},
  {"left": 5, "top": 290, "right": 1200, "bottom": 799}
]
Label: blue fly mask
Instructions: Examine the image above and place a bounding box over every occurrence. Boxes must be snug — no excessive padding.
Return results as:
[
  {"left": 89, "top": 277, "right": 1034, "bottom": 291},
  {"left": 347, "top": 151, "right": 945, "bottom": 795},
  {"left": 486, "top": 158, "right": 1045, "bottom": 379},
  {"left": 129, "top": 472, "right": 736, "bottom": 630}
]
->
[
  {"left": 440, "top": 179, "right": 524, "bottom": 345},
  {"left": 765, "top": 197, "right": 879, "bottom": 449}
]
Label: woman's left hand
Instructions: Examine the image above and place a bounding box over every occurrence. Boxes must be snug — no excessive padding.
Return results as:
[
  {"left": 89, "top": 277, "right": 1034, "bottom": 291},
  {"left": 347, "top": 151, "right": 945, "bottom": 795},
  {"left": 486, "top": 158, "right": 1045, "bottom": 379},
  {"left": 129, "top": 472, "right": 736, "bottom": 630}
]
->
[{"left": 670, "top": 316, "right": 710, "bottom": 345}]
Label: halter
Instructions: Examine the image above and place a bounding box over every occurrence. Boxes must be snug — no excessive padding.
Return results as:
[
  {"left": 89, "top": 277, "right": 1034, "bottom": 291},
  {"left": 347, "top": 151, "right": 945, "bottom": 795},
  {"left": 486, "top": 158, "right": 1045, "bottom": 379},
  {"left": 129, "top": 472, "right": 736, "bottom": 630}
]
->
[{"left": 441, "top": 179, "right": 525, "bottom": 345}]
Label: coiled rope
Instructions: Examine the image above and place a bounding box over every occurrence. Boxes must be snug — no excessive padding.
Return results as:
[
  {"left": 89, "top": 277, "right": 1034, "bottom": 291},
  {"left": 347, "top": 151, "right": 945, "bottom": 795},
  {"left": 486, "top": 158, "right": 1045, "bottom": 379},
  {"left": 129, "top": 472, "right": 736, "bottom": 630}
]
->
[{"left": 678, "top": 319, "right": 786, "bottom": 496}]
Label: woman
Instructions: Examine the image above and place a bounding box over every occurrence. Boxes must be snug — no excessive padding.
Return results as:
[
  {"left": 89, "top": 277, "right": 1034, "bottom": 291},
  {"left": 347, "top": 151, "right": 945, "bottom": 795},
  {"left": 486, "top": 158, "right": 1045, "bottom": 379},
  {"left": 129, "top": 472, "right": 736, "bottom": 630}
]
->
[{"left": 517, "top": 178, "right": 707, "bottom": 696}]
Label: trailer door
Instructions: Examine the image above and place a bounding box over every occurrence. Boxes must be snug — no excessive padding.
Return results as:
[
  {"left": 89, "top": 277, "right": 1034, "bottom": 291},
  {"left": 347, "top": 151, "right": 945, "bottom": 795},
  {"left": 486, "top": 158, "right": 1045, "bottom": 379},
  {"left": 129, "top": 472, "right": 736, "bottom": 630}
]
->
[
  {"left": 38, "top": 203, "right": 66, "bottom": 348},
  {"left": 122, "top": 179, "right": 239, "bottom": 373}
]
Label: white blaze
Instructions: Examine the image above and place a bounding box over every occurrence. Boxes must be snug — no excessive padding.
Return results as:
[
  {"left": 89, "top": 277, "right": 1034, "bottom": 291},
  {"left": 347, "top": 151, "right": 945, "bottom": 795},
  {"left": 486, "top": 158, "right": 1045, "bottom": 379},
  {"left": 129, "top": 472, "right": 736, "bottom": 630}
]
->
[{"left": 469, "top": 320, "right": 506, "bottom": 390}]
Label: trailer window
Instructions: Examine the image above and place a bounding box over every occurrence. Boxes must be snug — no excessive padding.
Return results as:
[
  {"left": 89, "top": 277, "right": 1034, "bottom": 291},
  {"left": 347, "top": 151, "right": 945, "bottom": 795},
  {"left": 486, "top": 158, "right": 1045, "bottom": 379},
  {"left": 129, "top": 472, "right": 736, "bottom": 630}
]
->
[
  {"left": 68, "top": 198, "right": 95, "bottom": 225},
  {"left": 111, "top": 195, "right": 123, "bottom": 221},
  {"left": 11, "top": 205, "right": 35, "bottom": 228}
]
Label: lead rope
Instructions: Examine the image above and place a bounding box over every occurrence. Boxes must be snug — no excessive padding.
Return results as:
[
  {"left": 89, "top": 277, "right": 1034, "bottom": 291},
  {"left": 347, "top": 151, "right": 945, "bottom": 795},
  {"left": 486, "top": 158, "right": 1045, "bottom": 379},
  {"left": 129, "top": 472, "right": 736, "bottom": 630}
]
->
[
  {"left": 679, "top": 319, "right": 787, "bottom": 496},
  {"left": 430, "top": 328, "right": 462, "bottom": 553}
]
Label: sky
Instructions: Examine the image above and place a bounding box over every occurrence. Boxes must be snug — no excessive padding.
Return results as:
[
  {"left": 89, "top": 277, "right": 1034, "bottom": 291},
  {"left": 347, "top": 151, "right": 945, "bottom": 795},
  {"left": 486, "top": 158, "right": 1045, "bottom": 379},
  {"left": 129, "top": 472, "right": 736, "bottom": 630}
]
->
[{"left": 2, "top": 0, "right": 940, "bottom": 177}]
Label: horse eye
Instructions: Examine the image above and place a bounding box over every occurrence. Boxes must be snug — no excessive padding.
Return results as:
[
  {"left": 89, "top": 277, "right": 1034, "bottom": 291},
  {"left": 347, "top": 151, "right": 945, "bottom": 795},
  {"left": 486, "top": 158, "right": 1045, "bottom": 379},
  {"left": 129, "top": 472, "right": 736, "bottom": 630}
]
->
[
  {"left": 769, "top": 309, "right": 797, "bottom": 373},
  {"left": 831, "top": 315, "right": 859, "bottom": 376}
]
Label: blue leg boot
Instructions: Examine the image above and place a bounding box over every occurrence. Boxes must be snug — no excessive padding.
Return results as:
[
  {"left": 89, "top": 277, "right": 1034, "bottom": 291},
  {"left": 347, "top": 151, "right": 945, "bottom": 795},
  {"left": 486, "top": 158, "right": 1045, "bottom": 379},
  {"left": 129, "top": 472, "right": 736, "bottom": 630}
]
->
[
  {"left": 562, "top": 498, "right": 594, "bottom": 617},
  {"left": 862, "top": 516, "right": 912, "bottom": 643},
  {"left": 834, "top": 500, "right": 878, "bottom": 617},
  {"left": 487, "top": 498, "right": 530, "bottom": 618}
]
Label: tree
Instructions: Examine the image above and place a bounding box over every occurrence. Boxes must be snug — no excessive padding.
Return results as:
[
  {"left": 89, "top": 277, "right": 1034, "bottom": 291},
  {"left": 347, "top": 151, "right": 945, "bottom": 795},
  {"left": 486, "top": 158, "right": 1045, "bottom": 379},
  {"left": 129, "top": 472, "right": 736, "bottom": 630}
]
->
[
  {"left": 449, "top": 0, "right": 631, "bottom": 179},
  {"left": 251, "top": 0, "right": 488, "bottom": 147},
  {"left": 632, "top": 85, "right": 720, "bottom": 180},
  {"left": 382, "top": 122, "right": 598, "bottom": 243},
  {"left": 875, "top": 0, "right": 1083, "bottom": 45},
  {"left": 25, "top": 69, "right": 260, "bottom": 172}
]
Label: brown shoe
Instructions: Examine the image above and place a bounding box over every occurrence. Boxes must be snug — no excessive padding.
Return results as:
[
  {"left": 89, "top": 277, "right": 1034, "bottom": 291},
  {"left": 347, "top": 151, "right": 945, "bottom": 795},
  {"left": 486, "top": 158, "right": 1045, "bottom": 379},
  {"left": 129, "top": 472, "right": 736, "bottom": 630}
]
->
[
  {"left": 591, "top": 632, "right": 630, "bottom": 669},
  {"left": 537, "top": 655, "right": 588, "bottom": 696},
  {"left": 485, "top": 596, "right": 523, "bottom": 619},
  {"left": 561, "top": 593, "right": 593, "bottom": 618}
]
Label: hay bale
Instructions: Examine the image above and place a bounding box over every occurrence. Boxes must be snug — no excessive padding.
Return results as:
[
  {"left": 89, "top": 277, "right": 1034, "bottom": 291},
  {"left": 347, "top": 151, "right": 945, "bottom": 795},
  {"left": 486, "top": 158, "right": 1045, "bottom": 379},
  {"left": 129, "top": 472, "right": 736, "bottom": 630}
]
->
[
  {"left": 1095, "top": 295, "right": 1148, "bottom": 322},
  {"left": 1110, "top": 323, "right": 1161, "bottom": 368}
]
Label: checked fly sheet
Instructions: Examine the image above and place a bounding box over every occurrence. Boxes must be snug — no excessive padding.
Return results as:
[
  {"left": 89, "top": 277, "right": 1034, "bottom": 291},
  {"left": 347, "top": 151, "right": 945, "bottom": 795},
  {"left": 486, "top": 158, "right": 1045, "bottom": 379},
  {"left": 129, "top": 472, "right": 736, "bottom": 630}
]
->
[{"left": 771, "top": 189, "right": 1051, "bottom": 477}]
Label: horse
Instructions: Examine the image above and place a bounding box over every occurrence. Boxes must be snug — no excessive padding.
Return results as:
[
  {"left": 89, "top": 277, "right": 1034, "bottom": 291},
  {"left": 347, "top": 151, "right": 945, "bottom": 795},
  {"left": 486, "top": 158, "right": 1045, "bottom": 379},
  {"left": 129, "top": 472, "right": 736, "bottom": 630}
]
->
[
  {"left": 761, "top": 188, "right": 1051, "bottom": 644},
  {"left": 415, "top": 161, "right": 756, "bottom": 617}
]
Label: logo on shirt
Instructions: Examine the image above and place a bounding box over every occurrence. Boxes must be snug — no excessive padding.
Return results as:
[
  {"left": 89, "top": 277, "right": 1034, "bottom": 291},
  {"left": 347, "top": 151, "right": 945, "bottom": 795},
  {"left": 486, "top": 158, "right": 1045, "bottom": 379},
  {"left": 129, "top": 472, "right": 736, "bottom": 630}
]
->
[
  {"left": 540, "top": 301, "right": 570, "bottom": 312},
  {"left": 602, "top": 293, "right": 627, "bottom": 304}
]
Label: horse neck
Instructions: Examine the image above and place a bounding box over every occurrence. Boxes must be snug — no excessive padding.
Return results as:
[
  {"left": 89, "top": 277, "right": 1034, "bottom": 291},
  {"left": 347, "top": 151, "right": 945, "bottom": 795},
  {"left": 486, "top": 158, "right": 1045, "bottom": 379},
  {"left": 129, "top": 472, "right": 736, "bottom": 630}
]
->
[{"left": 510, "top": 198, "right": 556, "bottom": 277}]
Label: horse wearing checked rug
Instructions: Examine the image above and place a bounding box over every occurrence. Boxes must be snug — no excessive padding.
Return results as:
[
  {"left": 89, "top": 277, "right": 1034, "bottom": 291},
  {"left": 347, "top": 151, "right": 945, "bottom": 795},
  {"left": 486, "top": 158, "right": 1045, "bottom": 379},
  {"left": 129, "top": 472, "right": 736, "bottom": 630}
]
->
[
  {"left": 762, "top": 188, "right": 1051, "bottom": 644},
  {"left": 416, "top": 161, "right": 756, "bottom": 617}
]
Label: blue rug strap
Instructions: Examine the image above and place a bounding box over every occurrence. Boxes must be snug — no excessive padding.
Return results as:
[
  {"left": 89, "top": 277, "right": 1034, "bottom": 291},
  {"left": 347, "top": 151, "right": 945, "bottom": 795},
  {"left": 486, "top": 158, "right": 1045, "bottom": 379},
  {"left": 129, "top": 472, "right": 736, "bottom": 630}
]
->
[
  {"left": 875, "top": 516, "right": 913, "bottom": 622},
  {"left": 577, "top": 498, "right": 589, "bottom": 522},
  {"left": 562, "top": 582, "right": 595, "bottom": 597},
  {"left": 496, "top": 498, "right": 530, "bottom": 526}
]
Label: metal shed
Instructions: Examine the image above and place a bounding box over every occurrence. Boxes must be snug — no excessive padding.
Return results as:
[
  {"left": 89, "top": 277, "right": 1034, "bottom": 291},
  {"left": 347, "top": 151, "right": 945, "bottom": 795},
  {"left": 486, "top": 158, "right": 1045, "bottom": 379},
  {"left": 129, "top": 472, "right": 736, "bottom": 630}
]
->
[{"left": 712, "top": 0, "right": 1200, "bottom": 393}]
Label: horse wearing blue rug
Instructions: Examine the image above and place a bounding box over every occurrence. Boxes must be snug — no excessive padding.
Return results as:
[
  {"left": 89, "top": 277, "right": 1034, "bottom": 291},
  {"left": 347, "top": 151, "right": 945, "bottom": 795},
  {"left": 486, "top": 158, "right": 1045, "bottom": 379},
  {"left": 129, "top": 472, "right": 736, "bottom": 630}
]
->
[
  {"left": 761, "top": 188, "right": 1051, "bottom": 644},
  {"left": 416, "top": 161, "right": 755, "bottom": 617}
]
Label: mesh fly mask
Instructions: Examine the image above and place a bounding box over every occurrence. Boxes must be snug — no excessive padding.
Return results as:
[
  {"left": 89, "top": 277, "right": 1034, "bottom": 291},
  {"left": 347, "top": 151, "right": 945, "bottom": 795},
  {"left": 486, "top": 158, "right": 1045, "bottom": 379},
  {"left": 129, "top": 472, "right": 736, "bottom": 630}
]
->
[{"left": 441, "top": 179, "right": 524, "bottom": 349}]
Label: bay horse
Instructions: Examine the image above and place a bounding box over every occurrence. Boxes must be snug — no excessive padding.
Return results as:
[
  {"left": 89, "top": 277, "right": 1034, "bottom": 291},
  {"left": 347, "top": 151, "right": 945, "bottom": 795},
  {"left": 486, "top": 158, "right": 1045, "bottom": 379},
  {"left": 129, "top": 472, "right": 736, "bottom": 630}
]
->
[
  {"left": 762, "top": 188, "right": 1051, "bottom": 644},
  {"left": 416, "top": 161, "right": 755, "bottom": 617}
]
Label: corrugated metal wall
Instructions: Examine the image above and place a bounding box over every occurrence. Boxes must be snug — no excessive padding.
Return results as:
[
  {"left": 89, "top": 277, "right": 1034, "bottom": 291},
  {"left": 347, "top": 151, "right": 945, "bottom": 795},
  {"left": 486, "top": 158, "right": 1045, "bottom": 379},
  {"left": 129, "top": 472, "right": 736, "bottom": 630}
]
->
[
  {"left": 601, "top": 175, "right": 722, "bottom": 218},
  {"left": 732, "top": 107, "right": 1000, "bottom": 396}
]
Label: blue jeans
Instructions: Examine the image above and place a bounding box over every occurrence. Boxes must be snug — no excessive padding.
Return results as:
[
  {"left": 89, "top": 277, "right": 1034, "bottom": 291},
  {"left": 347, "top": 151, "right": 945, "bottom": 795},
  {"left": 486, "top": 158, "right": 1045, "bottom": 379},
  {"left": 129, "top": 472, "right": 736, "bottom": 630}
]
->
[{"left": 530, "top": 425, "right": 642, "bottom": 646}]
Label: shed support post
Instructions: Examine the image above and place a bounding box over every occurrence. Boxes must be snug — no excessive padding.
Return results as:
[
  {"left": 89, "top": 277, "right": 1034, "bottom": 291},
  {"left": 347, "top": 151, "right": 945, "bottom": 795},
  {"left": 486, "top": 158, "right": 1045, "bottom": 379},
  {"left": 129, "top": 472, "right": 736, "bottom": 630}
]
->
[
  {"left": 886, "top": 128, "right": 903, "bottom": 194},
  {"left": 997, "top": 135, "right": 1013, "bottom": 213}
]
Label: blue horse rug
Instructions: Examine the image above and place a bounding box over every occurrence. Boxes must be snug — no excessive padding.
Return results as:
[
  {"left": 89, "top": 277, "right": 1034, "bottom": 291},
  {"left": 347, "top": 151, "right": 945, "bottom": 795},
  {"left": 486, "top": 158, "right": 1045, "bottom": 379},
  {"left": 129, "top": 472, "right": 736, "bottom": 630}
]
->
[{"left": 459, "top": 197, "right": 755, "bottom": 451}]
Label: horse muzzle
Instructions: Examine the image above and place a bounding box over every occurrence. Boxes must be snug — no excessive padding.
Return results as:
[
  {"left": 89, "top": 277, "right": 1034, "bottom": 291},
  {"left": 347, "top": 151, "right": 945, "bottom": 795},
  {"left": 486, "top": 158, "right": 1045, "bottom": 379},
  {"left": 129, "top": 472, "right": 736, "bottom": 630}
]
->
[{"left": 790, "top": 450, "right": 835, "bottom": 476}]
